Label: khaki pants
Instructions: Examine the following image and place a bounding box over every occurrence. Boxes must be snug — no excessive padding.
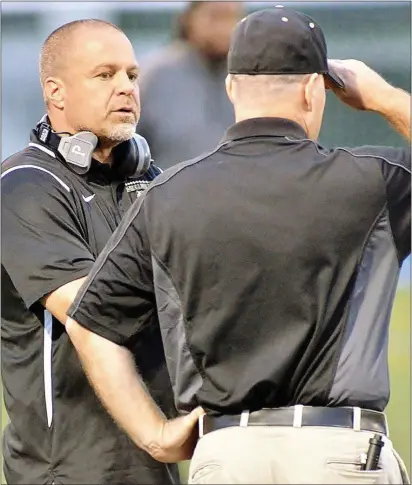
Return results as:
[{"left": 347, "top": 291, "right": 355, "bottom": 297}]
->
[{"left": 188, "top": 426, "right": 410, "bottom": 484}]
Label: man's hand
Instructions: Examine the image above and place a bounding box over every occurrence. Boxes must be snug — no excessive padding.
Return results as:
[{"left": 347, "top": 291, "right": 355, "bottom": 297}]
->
[
  {"left": 66, "top": 317, "right": 205, "bottom": 464},
  {"left": 327, "top": 59, "right": 410, "bottom": 141},
  {"left": 148, "top": 407, "right": 205, "bottom": 463},
  {"left": 327, "top": 59, "right": 392, "bottom": 112}
]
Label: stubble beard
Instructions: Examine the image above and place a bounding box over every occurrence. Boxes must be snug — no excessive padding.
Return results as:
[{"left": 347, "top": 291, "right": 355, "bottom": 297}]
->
[
  {"left": 103, "top": 120, "right": 137, "bottom": 143},
  {"left": 76, "top": 119, "right": 137, "bottom": 145}
]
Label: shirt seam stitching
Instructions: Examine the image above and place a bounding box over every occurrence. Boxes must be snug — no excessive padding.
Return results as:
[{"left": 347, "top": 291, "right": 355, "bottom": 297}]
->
[
  {"left": 284, "top": 136, "right": 411, "bottom": 174},
  {"left": 25, "top": 266, "right": 91, "bottom": 309},
  {"left": 150, "top": 250, "right": 206, "bottom": 383},
  {"left": 1, "top": 164, "right": 71, "bottom": 192},
  {"left": 325, "top": 203, "right": 391, "bottom": 402}
]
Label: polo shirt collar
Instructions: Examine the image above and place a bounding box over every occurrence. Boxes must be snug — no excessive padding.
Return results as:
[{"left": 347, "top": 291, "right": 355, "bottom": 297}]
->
[{"left": 220, "top": 117, "right": 308, "bottom": 143}]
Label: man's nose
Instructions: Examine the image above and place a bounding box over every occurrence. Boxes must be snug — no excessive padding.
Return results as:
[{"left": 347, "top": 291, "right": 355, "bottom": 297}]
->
[{"left": 116, "top": 72, "right": 136, "bottom": 95}]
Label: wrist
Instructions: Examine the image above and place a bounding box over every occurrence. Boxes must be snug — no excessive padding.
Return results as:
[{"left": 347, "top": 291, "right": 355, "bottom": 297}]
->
[{"left": 369, "top": 83, "right": 401, "bottom": 115}]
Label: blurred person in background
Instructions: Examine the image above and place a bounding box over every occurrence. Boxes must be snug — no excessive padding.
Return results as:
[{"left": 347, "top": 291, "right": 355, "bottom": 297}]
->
[
  {"left": 137, "top": 1, "right": 243, "bottom": 169},
  {"left": 1, "top": 19, "right": 179, "bottom": 485}
]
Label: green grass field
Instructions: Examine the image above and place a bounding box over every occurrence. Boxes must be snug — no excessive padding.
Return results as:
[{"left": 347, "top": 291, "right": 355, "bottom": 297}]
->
[
  {"left": 2, "top": 290, "right": 410, "bottom": 484},
  {"left": 385, "top": 289, "right": 411, "bottom": 474}
]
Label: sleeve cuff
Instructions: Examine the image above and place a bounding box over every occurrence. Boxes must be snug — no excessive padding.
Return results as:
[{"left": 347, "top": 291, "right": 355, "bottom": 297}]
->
[
  {"left": 25, "top": 266, "right": 92, "bottom": 309},
  {"left": 67, "top": 306, "right": 128, "bottom": 346}
]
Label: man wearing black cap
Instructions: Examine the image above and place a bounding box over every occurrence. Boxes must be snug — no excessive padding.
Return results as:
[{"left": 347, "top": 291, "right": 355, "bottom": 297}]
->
[{"left": 64, "top": 7, "right": 409, "bottom": 484}]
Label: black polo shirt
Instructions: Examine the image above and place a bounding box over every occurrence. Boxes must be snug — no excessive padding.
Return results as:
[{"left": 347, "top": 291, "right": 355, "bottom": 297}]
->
[
  {"left": 68, "top": 117, "right": 411, "bottom": 418},
  {"left": 1, "top": 131, "right": 179, "bottom": 485}
]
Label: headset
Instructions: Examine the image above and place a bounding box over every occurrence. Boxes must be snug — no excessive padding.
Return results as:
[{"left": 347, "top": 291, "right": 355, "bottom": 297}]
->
[{"left": 35, "top": 115, "right": 152, "bottom": 178}]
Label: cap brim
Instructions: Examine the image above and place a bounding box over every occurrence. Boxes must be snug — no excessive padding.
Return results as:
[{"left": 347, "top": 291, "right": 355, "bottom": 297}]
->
[{"left": 326, "top": 66, "right": 345, "bottom": 89}]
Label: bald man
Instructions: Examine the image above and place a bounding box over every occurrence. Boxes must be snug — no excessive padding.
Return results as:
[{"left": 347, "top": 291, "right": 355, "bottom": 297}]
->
[{"left": 2, "top": 19, "right": 179, "bottom": 484}]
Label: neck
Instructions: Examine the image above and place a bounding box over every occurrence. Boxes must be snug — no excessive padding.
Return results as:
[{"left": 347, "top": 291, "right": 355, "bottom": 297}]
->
[
  {"left": 47, "top": 114, "right": 74, "bottom": 137},
  {"left": 234, "top": 107, "right": 309, "bottom": 136},
  {"left": 93, "top": 146, "right": 114, "bottom": 165},
  {"left": 47, "top": 113, "right": 116, "bottom": 165}
]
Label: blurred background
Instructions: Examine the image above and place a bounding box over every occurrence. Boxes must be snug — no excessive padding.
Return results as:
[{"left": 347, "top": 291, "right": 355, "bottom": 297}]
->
[{"left": 1, "top": 1, "right": 410, "bottom": 482}]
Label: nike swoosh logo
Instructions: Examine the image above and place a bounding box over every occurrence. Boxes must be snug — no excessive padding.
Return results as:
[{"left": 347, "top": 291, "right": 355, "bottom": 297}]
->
[{"left": 82, "top": 194, "right": 96, "bottom": 202}]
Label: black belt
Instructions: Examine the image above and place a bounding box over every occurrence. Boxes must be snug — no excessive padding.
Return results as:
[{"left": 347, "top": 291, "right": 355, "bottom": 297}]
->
[{"left": 199, "top": 406, "right": 388, "bottom": 437}]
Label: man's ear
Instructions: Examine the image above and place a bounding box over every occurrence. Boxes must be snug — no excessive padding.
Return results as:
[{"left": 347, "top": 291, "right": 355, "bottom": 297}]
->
[
  {"left": 303, "top": 73, "right": 319, "bottom": 112},
  {"left": 44, "top": 77, "right": 65, "bottom": 109},
  {"left": 225, "top": 74, "right": 235, "bottom": 104}
]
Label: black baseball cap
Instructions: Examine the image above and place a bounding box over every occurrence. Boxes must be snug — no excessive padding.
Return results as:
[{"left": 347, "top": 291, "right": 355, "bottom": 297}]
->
[{"left": 228, "top": 6, "right": 344, "bottom": 88}]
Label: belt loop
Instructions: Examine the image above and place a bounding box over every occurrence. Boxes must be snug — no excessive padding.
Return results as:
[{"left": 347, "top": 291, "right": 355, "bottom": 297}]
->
[
  {"left": 293, "top": 404, "right": 304, "bottom": 428},
  {"left": 240, "top": 410, "right": 250, "bottom": 427},
  {"left": 353, "top": 406, "right": 361, "bottom": 431},
  {"left": 198, "top": 414, "right": 205, "bottom": 438}
]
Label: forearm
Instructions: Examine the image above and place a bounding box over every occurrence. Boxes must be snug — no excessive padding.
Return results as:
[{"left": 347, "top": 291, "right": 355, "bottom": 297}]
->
[
  {"left": 65, "top": 318, "right": 165, "bottom": 454},
  {"left": 373, "top": 86, "right": 411, "bottom": 142}
]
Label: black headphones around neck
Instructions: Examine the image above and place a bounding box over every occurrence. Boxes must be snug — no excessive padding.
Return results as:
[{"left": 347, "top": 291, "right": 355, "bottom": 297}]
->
[{"left": 35, "top": 115, "right": 152, "bottom": 178}]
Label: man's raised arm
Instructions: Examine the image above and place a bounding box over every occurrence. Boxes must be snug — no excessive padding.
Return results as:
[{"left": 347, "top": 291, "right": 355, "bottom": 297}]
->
[{"left": 328, "top": 59, "right": 410, "bottom": 141}]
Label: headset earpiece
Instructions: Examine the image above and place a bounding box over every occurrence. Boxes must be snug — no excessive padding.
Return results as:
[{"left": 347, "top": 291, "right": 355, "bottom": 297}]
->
[
  {"left": 112, "top": 133, "right": 152, "bottom": 179},
  {"left": 132, "top": 133, "right": 152, "bottom": 176},
  {"left": 57, "top": 132, "right": 98, "bottom": 175}
]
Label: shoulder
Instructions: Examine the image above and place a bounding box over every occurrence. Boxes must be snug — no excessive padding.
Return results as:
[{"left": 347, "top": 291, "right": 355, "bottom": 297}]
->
[
  {"left": 145, "top": 144, "right": 225, "bottom": 195},
  {"left": 330, "top": 145, "right": 411, "bottom": 173},
  {"left": 291, "top": 138, "right": 411, "bottom": 177},
  {"left": 2, "top": 145, "right": 72, "bottom": 197},
  {"left": 1, "top": 149, "right": 82, "bottom": 236},
  {"left": 285, "top": 136, "right": 410, "bottom": 169}
]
